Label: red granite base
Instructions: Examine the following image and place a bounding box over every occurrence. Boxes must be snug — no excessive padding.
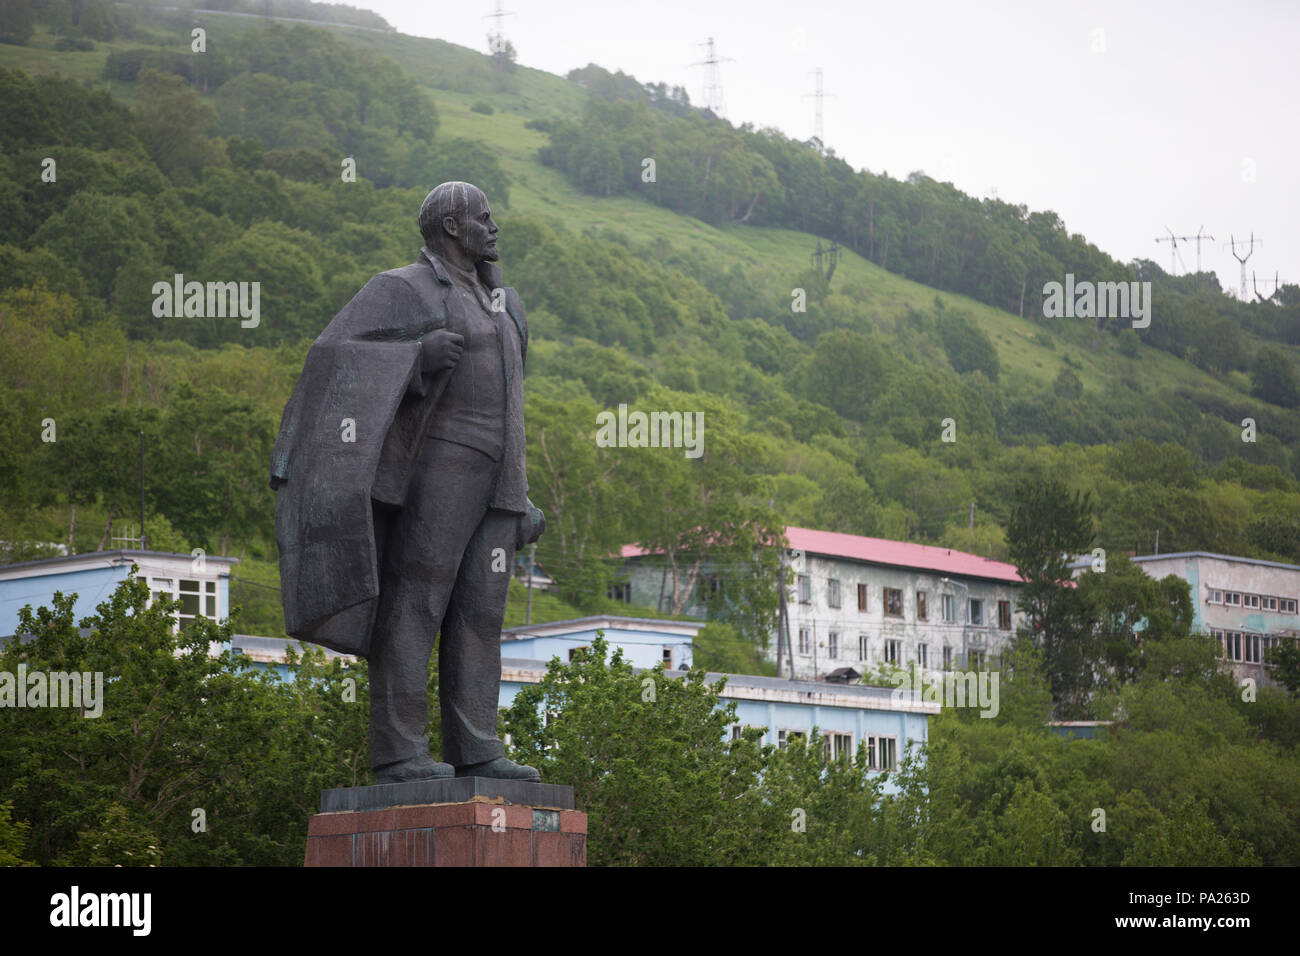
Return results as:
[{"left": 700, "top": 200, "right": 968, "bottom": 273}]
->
[{"left": 304, "top": 799, "right": 587, "bottom": 867}]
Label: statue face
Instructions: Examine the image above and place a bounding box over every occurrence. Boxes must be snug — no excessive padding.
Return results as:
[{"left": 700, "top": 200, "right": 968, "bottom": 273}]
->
[{"left": 446, "top": 188, "right": 499, "bottom": 263}]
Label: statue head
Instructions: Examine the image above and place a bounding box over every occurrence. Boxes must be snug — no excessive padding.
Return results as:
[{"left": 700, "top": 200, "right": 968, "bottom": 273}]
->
[{"left": 418, "top": 181, "right": 499, "bottom": 268}]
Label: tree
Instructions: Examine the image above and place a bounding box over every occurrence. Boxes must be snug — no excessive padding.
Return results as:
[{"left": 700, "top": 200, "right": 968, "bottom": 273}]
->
[
  {"left": 1007, "top": 478, "right": 1096, "bottom": 717},
  {"left": 135, "top": 68, "right": 224, "bottom": 185},
  {"left": 501, "top": 635, "right": 765, "bottom": 866},
  {"left": 1251, "top": 349, "right": 1299, "bottom": 408},
  {"left": 0, "top": 0, "right": 34, "bottom": 45}
]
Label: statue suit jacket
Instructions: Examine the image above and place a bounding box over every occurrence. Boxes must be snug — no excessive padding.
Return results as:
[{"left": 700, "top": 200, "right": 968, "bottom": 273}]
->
[{"left": 269, "top": 248, "right": 530, "bottom": 656}]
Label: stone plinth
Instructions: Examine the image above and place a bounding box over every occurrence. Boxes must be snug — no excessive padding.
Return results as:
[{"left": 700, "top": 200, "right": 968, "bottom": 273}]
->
[{"left": 304, "top": 778, "right": 585, "bottom": 867}]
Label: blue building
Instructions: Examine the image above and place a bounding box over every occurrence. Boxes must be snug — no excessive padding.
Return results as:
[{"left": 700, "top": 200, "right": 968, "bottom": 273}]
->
[{"left": 0, "top": 549, "right": 237, "bottom": 638}]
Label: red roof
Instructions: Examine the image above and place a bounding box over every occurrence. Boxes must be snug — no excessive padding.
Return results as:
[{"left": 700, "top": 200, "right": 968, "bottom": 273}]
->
[{"left": 622, "top": 525, "right": 1026, "bottom": 585}]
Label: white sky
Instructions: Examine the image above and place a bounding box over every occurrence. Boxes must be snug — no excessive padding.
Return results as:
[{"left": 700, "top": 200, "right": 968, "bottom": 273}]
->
[{"left": 361, "top": 0, "right": 1298, "bottom": 296}]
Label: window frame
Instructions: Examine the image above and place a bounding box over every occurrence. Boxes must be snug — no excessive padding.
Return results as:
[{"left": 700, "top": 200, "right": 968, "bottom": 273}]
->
[{"left": 883, "top": 587, "right": 904, "bottom": 618}]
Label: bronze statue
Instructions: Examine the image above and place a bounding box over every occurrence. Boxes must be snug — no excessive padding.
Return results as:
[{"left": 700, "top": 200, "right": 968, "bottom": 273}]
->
[{"left": 270, "top": 182, "right": 545, "bottom": 784}]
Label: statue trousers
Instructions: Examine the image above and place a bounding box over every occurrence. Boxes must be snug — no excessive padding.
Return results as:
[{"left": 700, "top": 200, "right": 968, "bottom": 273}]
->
[{"left": 368, "top": 436, "right": 516, "bottom": 771}]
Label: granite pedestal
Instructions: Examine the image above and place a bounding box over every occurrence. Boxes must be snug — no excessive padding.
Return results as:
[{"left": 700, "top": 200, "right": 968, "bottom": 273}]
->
[{"left": 304, "top": 778, "right": 586, "bottom": 867}]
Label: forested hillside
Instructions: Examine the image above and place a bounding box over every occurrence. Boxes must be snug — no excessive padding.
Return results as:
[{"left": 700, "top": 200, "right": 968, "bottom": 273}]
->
[
  {"left": 3, "top": 0, "right": 1300, "bottom": 639},
  {"left": 3, "top": 0, "right": 1300, "bottom": 872}
]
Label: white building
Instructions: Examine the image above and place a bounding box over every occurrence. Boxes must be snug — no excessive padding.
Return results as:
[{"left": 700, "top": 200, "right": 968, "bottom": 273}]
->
[
  {"left": 620, "top": 526, "right": 1027, "bottom": 680},
  {"left": 1129, "top": 551, "right": 1300, "bottom": 688}
]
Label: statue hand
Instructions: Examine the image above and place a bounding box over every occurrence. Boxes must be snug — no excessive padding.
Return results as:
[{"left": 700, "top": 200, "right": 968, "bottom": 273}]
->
[
  {"left": 420, "top": 329, "right": 464, "bottom": 373},
  {"left": 516, "top": 502, "right": 546, "bottom": 550}
]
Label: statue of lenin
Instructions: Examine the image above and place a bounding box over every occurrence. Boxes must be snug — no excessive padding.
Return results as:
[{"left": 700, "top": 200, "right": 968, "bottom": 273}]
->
[{"left": 270, "top": 182, "right": 545, "bottom": 784}]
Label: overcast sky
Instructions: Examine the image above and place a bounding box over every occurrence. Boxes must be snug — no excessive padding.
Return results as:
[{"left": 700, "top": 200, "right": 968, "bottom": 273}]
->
[{"left": 361, "top": 0, "right": 1298, "bottom": 296}]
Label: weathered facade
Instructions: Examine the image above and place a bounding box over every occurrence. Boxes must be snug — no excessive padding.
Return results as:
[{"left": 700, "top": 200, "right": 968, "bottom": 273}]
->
[
  {"left": 619, "top": 526, "right": 1026, "bottom": 680},
  {"left": 1131, "top": 551, "right": 1300, "bottom": 688}
]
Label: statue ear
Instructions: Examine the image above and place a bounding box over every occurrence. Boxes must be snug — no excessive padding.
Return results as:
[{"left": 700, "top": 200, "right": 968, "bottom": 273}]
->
[{"left": 441, "top": 215, "right": 460, "bottom": 238}]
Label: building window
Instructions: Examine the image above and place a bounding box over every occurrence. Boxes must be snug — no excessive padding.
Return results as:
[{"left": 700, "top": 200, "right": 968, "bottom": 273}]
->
[
  {"left": 998, "top": 600, "right": 1011, "bottom": 630},
  {"left": 1207, "top": 588, "right": 1223, "bottom": 604},
  {"left": 1244, "top": 594, "right": 1261, "bottom": 609},
  {"left": 865, "top": 735, "right": 898, "bottom": 771},
  {"left": 1263, "top": 596, "right": 1278, "bottom": 611},
  {"left": 884, "top": 639, "right": 901, "bottom": 665},
  {"left": 149, "top": 577, "right": 216, "bottom": 629},
  {"left": 798, "top": 628, "right": 811, "bottom": 655},
  {"left": 1244, "top": 634, "right": 1261, "bottom": 664},
  {"left": 568, "top": 645, "right": 589, "bottom": 662},
  {"left": 858, "top": 634, "right": 869, "bottom": 660},
  {"left": 827, "top": 578, "right": 841, "bottom": 608},
  {"left": 663, "top": 647, "right": 673, "bottom": 667},
  {"left": 968, "top": 649, "right": 986, "bottom": 670},
  {"left": 942, "top": 594, "right": 957, "bottom": 623},
  {"left": 1226, "top": 592, "right": 1242, "bottom": 606},
  {"left": 608, "top": 582, "right": 631, "bottom": 602},
  {"left": 730, "top": 724, "right": 744, "bottom": 741},
  {"left": 916, "top": 591, "right": 928, "bottom": 621},
  {"left": 1284, "top": 599, "right": 1298, "bottom": 614},
  {"left": 778, "top": 729, "right": 805, "bottom": 750},
  {"left": 917, "top": 643, "right": 929, "bottom": 668},
  {"left": 969, "top": 598, "right": 984, "bottom": 626},
  {"left": 942, "top": 645, "right": 953, "bottom": 669},
  {"left": 884, "top": 587, "right": 903, "bottom": 617},
  {"left": 823, "top": 731, "right": 853, "bottom": 762},
  {"left": 797, "top": 574, "right": 811, "bottom": 604},
  {"left": 1225, "top": 632, "right": 1243, "bottom": 662},
  {"left": 857, "top": 583, "right": 868, "bottom": 612},
  {"left": 827, "top": 631, "right": 839, "bottom": 659}
]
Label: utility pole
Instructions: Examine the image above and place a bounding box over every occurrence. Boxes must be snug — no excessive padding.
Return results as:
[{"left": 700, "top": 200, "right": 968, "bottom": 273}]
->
[
  {"left": 777, "top": 548, "right": 790, "bottom": 678},
  {"left": 692, "top": 37, "right": 732, "bottom": 116},
  {"left": 1225, "top": 233, "right": 1261, "bottom": 300},
  {"left": 968, "top": 501, "right": 974, "bottom": 553},
  {"left": 138, "top": 430, "right": 146, "bottom": 551}
]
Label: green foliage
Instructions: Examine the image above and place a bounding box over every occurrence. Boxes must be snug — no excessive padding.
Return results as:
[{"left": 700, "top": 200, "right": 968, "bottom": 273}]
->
[
  {"left": 693, "top": 621, "right": 777, "bottom": 676},
  {"left": 502, "top": 635, "right": 761, "bottom": 866}
]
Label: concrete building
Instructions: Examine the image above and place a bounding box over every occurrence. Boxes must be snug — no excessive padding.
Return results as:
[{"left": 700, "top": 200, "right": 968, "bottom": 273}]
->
[
  {"left": 619, "top": 526, "right": 1026, "bottom": 680},
  {"left": 1128, "top": 551, "right": 1300, "bottom": 687},
  {"left": 0, "top": 549, "right": 237, "bottom": 638}
]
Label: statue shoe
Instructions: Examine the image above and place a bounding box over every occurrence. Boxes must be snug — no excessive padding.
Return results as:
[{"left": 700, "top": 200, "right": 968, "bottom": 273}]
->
[
  {"left": 374, "top": 756, "right": 456, "bottom": 784},
  {"left": 455, "top": 757, "right": 541, "bottom": 782}
]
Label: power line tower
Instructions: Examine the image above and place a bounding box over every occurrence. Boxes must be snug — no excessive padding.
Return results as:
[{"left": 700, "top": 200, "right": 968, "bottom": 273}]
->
[
  {"left": 811, "top": 238, "right": 839, "bottom": 280},
  {"left": 484, "top": 0, "right": 515, "bottom": 70},
  {"left": 1225, "top": 233, "right": 1261, "bottom": 299},
  {"left": 1253, "top": 271, "right": 1288, "bottom": 304},
  {"left": 802, "top": 67, "right": 834, "bottom": 151},
  {"left": 1186, "top": 225, "right": 1214, "bottom": 274},
  {"left": 692, "top": 37, "right": 732, "bottom": 116},
  {"left": 1154, "top": 226, "right": 1186, "bottom": 275}
]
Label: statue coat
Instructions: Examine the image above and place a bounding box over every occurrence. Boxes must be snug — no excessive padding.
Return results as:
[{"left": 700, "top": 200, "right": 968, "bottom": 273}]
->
[{"left": 269, "top": 249, "right": 530, "bottom": 656}]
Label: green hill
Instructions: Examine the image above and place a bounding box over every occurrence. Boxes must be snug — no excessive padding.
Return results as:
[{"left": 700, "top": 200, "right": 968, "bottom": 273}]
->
[{"left": 3, "top": 0, "right": 1300, "bottom": 643}]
